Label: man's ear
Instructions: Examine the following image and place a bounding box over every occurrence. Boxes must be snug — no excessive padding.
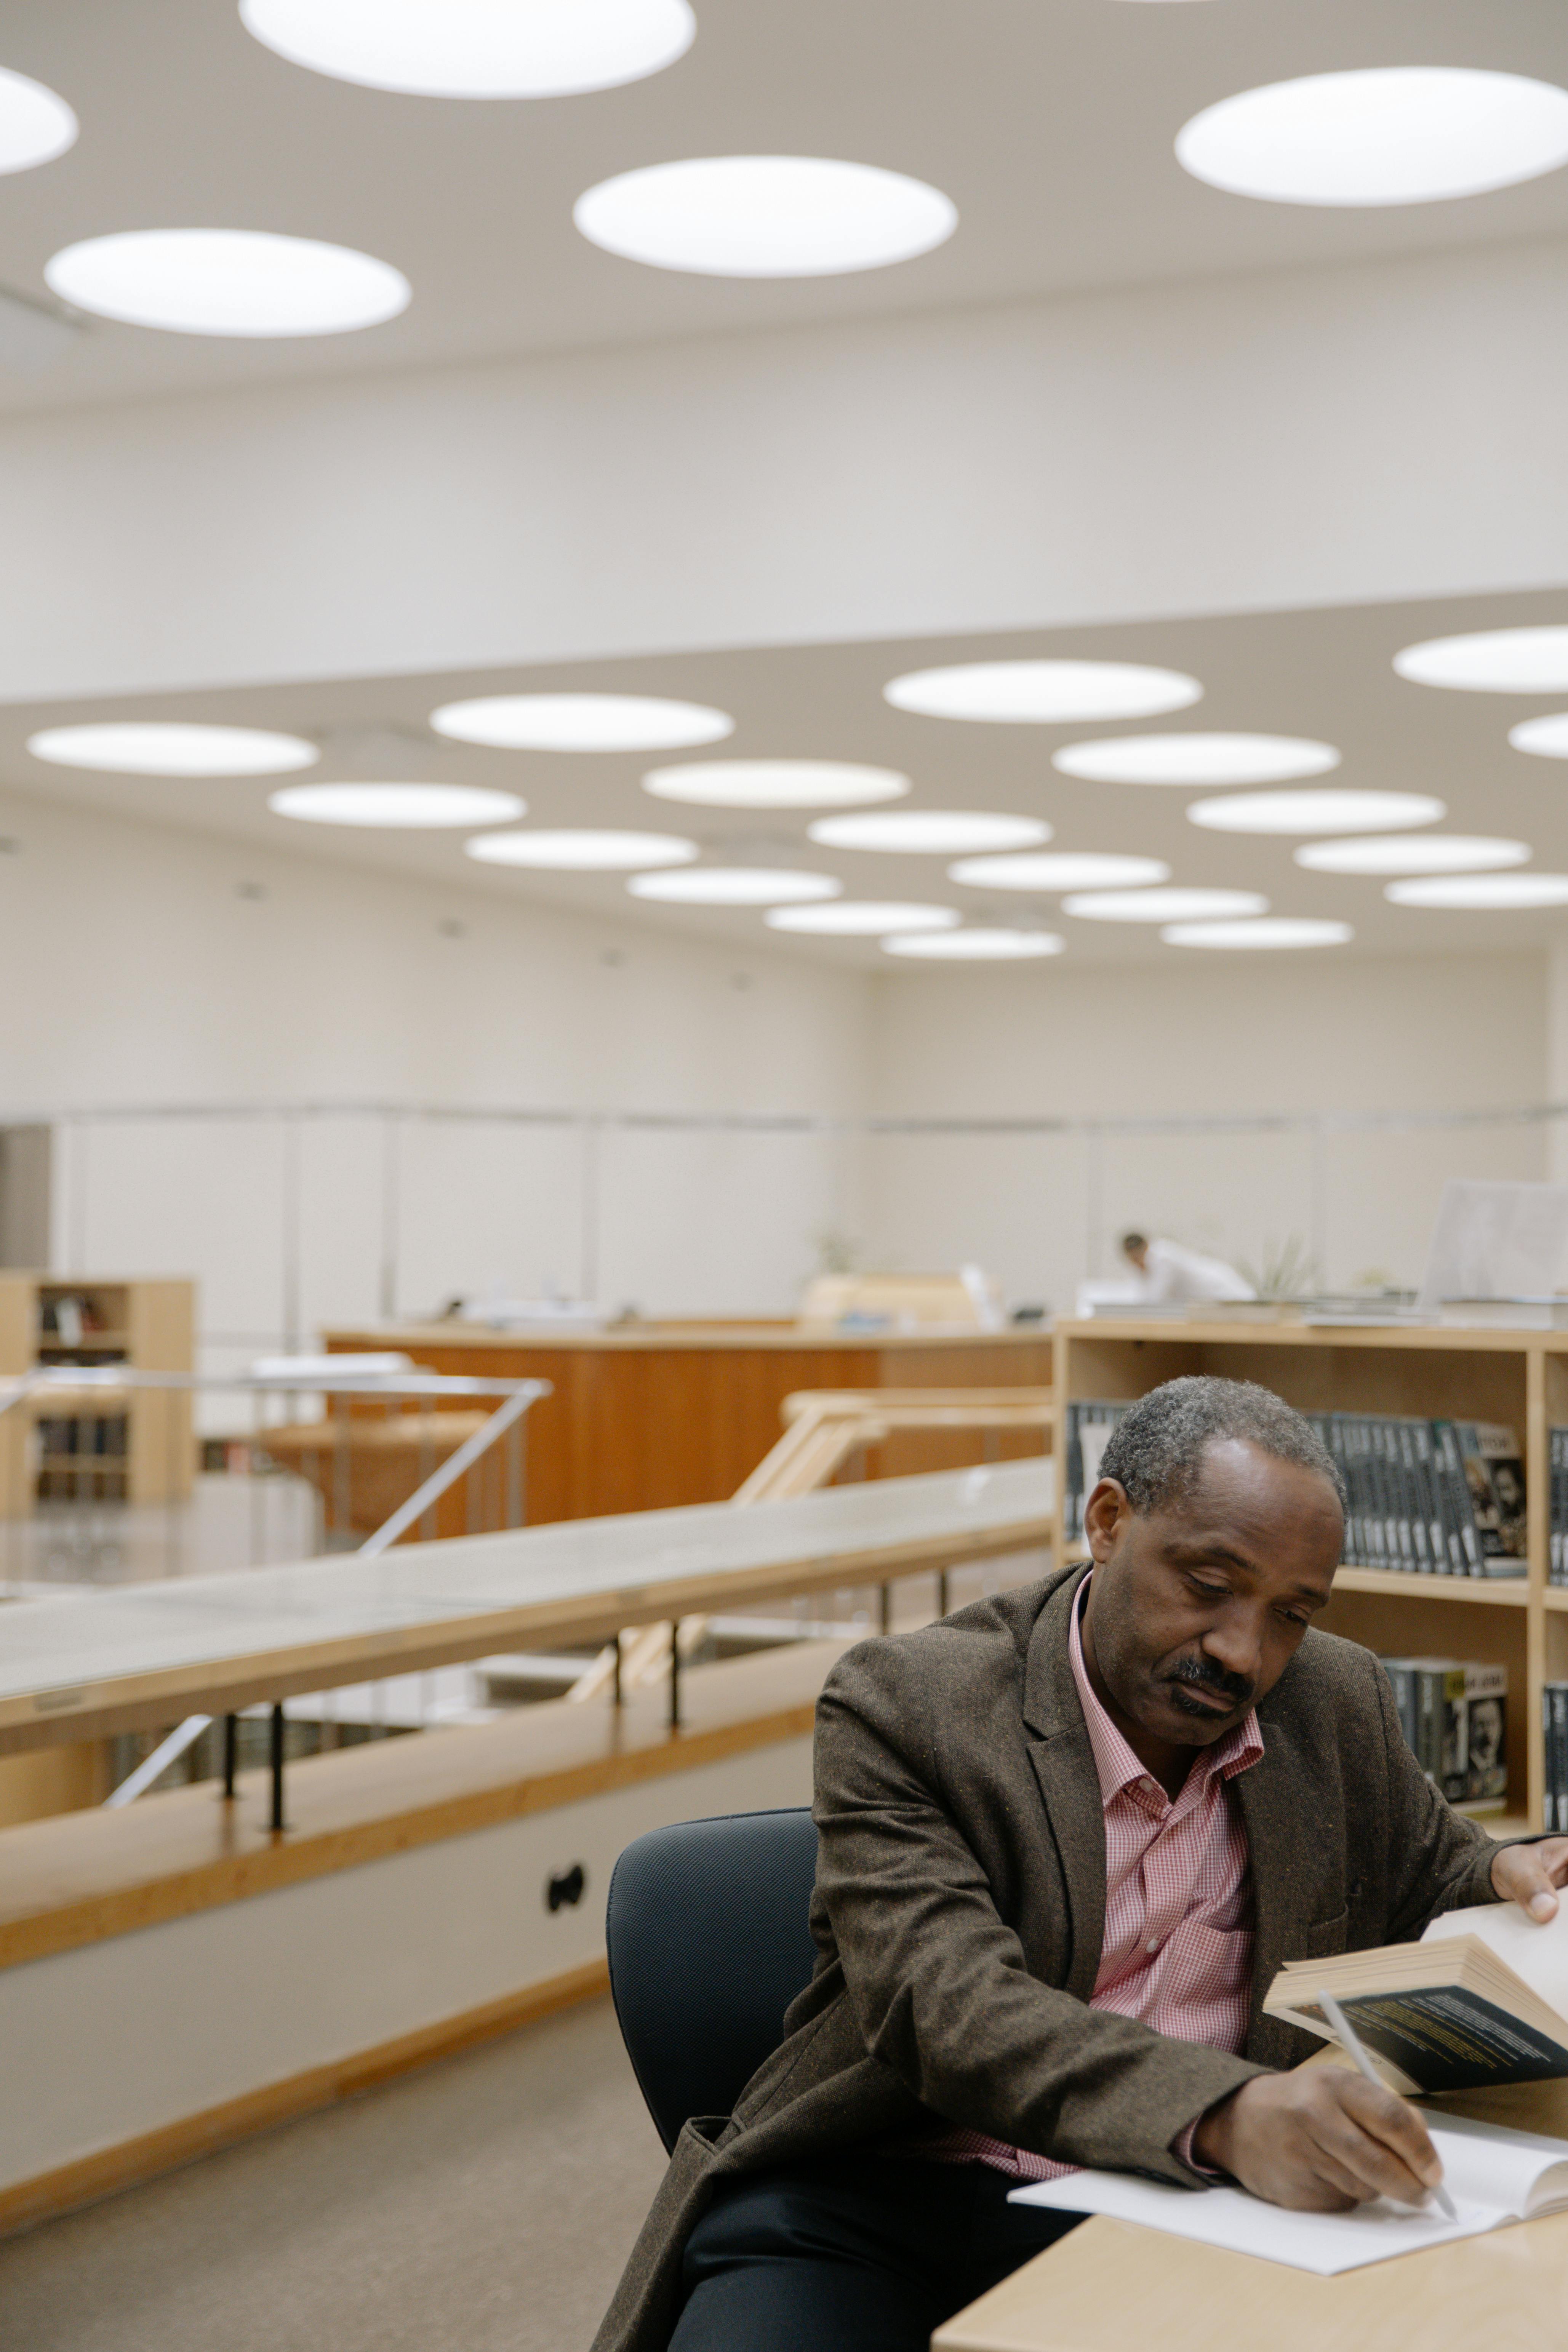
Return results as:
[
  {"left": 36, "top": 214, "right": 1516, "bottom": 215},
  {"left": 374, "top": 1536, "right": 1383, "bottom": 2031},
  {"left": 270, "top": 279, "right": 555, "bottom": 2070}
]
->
[{"left": 1083, "top": 1477, "right": 1132, "bottom": 1558}]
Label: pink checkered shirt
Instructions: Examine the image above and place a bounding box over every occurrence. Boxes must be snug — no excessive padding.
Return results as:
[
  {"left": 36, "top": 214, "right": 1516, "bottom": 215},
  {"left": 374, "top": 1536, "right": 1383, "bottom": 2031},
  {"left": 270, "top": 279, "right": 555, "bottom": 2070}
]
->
[{"left": 914, "top": 1576, "right": 1264, "bottom": 2181}]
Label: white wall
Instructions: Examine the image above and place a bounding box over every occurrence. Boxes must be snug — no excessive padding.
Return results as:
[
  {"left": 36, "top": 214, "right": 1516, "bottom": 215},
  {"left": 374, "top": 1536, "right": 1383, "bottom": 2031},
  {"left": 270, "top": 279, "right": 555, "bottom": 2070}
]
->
[
  {"left": 0, "top": 788, "right": 869, "bottom": 1350},
  {"left": 3, "top": 239, "right": 1568, "bottom": 704},
  {"left": 866, "top": 952, "right": 1552, "bottom": 1313}
]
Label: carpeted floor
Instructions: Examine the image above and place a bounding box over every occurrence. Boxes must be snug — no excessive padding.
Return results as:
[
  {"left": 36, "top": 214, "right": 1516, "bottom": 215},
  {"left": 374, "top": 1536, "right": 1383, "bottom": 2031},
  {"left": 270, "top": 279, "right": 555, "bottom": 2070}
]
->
[{"left": 0, "top": 1996, "right": 669, "bottom": 2352}]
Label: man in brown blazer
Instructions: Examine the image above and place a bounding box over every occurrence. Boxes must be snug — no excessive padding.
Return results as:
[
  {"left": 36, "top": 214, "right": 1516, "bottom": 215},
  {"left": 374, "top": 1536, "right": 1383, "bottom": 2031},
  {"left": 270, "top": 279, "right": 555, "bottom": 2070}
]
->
[{"left": 595, "top": 1376, "right": 1568, "bottom": 2352}]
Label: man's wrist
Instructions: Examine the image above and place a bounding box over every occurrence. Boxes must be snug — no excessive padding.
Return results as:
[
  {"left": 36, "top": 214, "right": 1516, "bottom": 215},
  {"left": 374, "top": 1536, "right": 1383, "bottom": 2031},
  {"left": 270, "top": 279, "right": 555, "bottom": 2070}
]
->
[{"left": 1190, "top": 2084, "right": 1243, "bottom": 2174}]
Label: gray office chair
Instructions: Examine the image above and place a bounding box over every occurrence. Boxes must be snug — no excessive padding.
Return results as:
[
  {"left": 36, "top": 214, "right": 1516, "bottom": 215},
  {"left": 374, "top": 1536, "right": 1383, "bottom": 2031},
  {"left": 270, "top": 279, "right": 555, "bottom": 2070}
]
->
[{"left": 605, "top": 1807, "right": 820, "bottom": 2152}]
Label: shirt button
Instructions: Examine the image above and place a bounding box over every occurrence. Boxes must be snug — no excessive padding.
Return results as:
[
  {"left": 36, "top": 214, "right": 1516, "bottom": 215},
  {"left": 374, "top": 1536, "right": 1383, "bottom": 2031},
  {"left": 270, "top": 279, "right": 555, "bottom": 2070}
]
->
[
  {"left": 1139, "top": 1778, "right": 1155, "bottom": 1793},
  {"left": 1146, "top": 1937, "right": 1159, "bottom": 1953}
]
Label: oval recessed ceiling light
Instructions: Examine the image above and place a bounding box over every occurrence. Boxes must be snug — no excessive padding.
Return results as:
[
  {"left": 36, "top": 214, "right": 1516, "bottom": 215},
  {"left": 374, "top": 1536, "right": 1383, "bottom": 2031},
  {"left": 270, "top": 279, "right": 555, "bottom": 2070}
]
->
[
  {"left": 45, "top": 229, "right": 410, "bottom": 338},
  {"left": 1295, "top": 835, "right": 1530, "bottom": 876},
  {"left": 466, "top": 828, "right": 696, "bottom": 870},
  {"left": 1394, "top": 626, "right": 1568, "bottom": 693},
  {"left": 949, "top": 852, "right": 1170, "bottom": 892},
  {"left": 885, "top": 660, "right": 1201, "bottom": 725},
  {"left": 628, "top": 867, "right": 840, "bottom": 906},
  {"left": 29, "top": 722, "right": 320, "bottom": 775},
  {"left": 270, "top": 782, "right": 523, "bottom": 827},
  {"left": 1510, "top": 714, "right": 1568, "bottom": 758},
  {"left": 431, "top": 693, "right": 732, "bottom": 752},
  {"left": 1052, "top": 733, "right": 1340, "bottom": 787},
  {"left": 808, "top": 810, "right": 1049, "bottom": 854},
  {"left": 1177, "top": 68, "right": 1568, "bottom": 208},
  {"left": 241, "top": 0, "right": 694, "bottom": 98},
  {"left": 765, "top": 901, "right": 959, "bottom": 936},
  {"left": 642, "top": 760, "right": 908, "bottom": 810},
  {"left": 883, "top": 929, "right": 1064, "bottom": 960},
  {"left": 576, "top": 157, "right": 956, "bottom": 278},
  {"left": 1386, "top": 873, "right": 1568, "bottom": 910},
  {"left": 0, "top": 66, "right": 76, "bottom": 174},
  {"left": 1064, "top": 887, "right": 1268, "bottom": 924},
  {"left": 1162, "top": 918, "right": 1353, "bottom": 950},
  {"left": 1187, "top": 788, "right": 1443, "bottom": 835}
]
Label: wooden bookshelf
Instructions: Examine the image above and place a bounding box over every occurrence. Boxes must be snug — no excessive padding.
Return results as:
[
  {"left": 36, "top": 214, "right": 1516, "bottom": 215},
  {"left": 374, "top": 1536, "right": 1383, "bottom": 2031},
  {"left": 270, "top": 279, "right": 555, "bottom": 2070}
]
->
[
  {"left": 1053, "top": 1317, "right": 1568, "bottom": 1833},
  {"left": 0, "top": 1276, "right": 194, "bottom": 1515}
]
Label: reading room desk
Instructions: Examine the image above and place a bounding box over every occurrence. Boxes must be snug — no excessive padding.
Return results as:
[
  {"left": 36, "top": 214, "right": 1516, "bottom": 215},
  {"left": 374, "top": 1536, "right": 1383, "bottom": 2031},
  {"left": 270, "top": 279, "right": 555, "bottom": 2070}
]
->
[
  {"left": 933, "top": 2206, "right": 1568, "bottom": 2352},
  {"left": 938, "top": 2074, "right": 1568, "bottom": 2352}
]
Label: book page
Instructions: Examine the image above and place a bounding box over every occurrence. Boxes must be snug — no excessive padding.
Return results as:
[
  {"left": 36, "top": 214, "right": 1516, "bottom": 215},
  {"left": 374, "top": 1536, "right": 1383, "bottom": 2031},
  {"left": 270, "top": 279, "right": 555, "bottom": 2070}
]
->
[
  {"left": 1422, "top": 1902, "right": 1568, "bottom": 2024},
  {"left": 1010, "top": 2165, "right": 1500, "bottom": 2275},
  {"left": 1010, "top": 2118, "right": 1568, "bottom": 2274}
]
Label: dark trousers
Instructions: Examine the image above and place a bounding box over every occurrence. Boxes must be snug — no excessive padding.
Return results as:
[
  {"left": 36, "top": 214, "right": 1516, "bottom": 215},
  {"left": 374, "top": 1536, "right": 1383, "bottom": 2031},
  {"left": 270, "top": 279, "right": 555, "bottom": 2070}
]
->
[{"left": 668, "top": 2153, "right": 1086, "bottom": 2352}]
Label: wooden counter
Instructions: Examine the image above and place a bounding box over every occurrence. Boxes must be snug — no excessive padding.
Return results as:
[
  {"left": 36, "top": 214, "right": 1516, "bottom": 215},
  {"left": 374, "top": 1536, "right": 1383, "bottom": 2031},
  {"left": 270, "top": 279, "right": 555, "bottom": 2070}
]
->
[{"left": 323, "top": 1322, "right": 1051, "bottom": 1523}]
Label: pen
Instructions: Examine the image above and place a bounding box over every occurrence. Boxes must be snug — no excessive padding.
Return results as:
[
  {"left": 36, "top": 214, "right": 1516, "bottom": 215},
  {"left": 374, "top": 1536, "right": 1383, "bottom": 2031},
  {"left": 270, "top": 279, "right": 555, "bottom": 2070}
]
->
[{"left": 1320, "top": 1992, "right": 1458, "bottom": 2222}]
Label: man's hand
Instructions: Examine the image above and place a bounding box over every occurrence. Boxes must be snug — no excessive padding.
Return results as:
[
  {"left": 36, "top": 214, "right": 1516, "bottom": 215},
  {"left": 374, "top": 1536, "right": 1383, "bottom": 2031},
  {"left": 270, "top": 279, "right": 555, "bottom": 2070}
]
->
[
  {"left": 1191, "top": 2071, "right": 1445, "bottom": 2212},
  {"left": 1491, "top": 1838, "right": 1568, "bottom": 1922}
]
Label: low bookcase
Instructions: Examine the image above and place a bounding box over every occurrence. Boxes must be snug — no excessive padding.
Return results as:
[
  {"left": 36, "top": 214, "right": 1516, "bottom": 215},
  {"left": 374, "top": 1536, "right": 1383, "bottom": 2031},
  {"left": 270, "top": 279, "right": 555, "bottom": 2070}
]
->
[{"left": 1052, "top": 1317, "right": 1568, "bottom": 1835}]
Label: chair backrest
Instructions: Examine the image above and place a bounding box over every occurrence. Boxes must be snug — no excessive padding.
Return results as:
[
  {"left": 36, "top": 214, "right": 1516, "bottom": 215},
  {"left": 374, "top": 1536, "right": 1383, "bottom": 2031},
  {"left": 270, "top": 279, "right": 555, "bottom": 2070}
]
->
[{"left": 605, "top": 1807, "right": 820, "bottom": 2153}]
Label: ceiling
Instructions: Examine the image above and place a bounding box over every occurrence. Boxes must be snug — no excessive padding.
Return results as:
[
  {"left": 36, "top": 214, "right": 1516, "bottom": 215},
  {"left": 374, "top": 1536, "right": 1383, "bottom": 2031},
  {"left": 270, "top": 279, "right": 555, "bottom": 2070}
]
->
[
  {"left": 2, "top": 0, "right": 1568, "bottom": 415},
  {"left": 5, "top": 585, "right": 1568, "bottom": 972}
]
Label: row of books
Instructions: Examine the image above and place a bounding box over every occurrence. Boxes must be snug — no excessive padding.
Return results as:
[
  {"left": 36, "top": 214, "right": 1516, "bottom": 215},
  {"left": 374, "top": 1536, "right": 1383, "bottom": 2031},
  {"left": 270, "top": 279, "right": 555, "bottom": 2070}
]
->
[
  {"left": 1378, "top": 1656, "right": 1507, "bottom": 1811},
  {"left": 1544, "top": 1684, "right": 1568, "bottom": 1830},
  {"left": 1547, "top": 1433, "right": 1568, "bottom": 1585},
  {"left": 35, "top": 1413, "right": 128, "bottom": 1461},
  {"left": 1064, "top": 1398, "right": 1527, "bottom": 1577}
]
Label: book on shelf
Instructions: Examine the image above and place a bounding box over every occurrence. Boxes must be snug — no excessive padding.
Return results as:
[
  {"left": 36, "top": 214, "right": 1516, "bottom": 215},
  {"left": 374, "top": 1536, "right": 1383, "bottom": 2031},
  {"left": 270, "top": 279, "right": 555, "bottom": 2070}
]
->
[
  {"left": 1378, "top": 1656, "right": 1507, "bottom": 1812},
  {"left": 1307, "top": 1411, "right": 1523, "bottom": 1578},
  {"left": 1263, "top": 1896, "right": 1568, "bottom": 2096},
  {"left": 1062, "top": 1399, "right": 1132, "bottom": 1540},
  {"left": 1550, "top": 1430, "right": 1568, "bottom": 1586},
  {"left": 1544, "top": 1684, "right": 1568, "bottom": 1832}
]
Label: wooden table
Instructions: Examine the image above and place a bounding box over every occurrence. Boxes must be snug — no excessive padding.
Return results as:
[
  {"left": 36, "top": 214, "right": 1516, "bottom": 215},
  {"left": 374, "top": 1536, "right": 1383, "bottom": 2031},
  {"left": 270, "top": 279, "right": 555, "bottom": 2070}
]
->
[
  {"left": 934, "top": 2207, "right": 1568, "bottom": 2352},
  {"left": 323, "top": 1322, "right": 1051, "bottom": 1524},
  {"left": 938, "top": 2071, "right": 1568, "bottom": 2352}
]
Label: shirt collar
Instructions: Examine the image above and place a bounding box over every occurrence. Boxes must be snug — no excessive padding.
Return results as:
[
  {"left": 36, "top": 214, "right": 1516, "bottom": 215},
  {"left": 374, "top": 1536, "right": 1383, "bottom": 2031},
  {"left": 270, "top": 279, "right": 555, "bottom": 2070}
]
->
[{"left": 1068, "top": 1571, "right": 1264, "bottom": 1807}]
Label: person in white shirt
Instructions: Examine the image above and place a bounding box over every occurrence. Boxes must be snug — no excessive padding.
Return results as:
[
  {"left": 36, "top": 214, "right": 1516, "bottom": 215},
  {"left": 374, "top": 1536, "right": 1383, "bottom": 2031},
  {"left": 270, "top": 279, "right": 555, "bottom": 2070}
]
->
[{"left": 1121, "top": 1232, "right": 1255, "bottom": 1306}]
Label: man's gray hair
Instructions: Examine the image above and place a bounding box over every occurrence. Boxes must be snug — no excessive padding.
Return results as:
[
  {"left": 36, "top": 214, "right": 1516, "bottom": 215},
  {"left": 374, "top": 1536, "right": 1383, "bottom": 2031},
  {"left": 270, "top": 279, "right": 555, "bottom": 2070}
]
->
[{"left": 1096, "top": 1375, "right": 1346, "bottom": 1515}]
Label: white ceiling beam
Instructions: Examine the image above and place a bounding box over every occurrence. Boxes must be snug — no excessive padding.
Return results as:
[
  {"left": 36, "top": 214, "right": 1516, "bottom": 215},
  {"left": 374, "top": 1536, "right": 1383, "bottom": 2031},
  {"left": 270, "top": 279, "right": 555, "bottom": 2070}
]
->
[{"left": 2, "top": 236, "right": 1566, "bottom": 707}]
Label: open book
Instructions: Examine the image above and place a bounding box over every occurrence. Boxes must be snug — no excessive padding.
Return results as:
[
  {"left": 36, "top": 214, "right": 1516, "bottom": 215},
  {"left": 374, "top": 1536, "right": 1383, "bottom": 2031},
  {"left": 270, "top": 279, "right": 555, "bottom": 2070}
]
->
[
  {"left": 1010, "top": 2113, "right": 1568, "bottom": 2274},
  {"left": 1262, "top": 1901, "right": 1568, "bottom": 2094}
]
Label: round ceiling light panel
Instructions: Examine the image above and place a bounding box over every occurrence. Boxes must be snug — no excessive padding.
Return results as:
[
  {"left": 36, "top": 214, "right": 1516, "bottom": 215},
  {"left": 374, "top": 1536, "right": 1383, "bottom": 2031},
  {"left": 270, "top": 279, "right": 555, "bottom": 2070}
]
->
[
  {"left": 1162, "top": 918, "right": 1353, "bottom": 950},
  {"left": 808, "top": 810, "right": 1049, "bottom": 854},
  {"left": 0, "top": 67, "right": 76, "bottom": 173},
  {"left": 1295, "top": 835, "right": 1530, "bottom": 876},
  {"left": 1386, "top": 874, "right": 1568, "bottom": 910},
  {"left": 643, "top": 760, "right": 908, "bottom": 810},
  {"left": 28, "top": 722, "right": 320, "bottom": 775},
  {"left": 628, "top": 867, "right": 840, "bottom": 906},
  {"left": 466, "top": 828, "right": 696, "bottom": 870},
  {"left": 45, "top": 229, "right": 411, "bottom": 337},
  {"left": 575, "top": 156, "right": 957, "bottom": 277},
  {"left": 1394, "top": 627, "right": 1568, "bottom": 693},
  {"left": 1176, "top": 68, "right": 1568, "bottom": 208},
  {"left": 1510, "top": 715, "right": 1568, "bottom": 758},
  {"left": 765, "top": 901, "right": 959, "bottom": 935},
  {"left": 883, "top": 929, "right": 1064, "bottom": 960},
  {"left": 1187, "top": 788, "right": 1444, "bottom": 835},
  {"left": 885, "top": 660, "right": 1202, "bottom": 725},
  {"left": 1052, "top": 733, "right": 1340, "bottom": 787},
  {"left": 949, "top": 852, "right": 1170, "bottom": 891},
  {"left": 241, "top": 0, "right": 695, "bottom": 97},
  {"left": 1064, "top": 887, "right": 1269, "bottom": 923},
  {"left": 431, "top": 693, "right": 732, "bottom": 752},
  {"left": 270, "top": 782, "right": 523, "bottom": 826}
]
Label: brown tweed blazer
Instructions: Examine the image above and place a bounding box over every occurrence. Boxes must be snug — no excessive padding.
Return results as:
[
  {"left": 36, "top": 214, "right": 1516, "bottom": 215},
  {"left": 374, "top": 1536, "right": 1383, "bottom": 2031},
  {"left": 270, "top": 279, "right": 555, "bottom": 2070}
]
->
[{"left": 593, "top": 1561, "right": 1507, "bottom": 2352}]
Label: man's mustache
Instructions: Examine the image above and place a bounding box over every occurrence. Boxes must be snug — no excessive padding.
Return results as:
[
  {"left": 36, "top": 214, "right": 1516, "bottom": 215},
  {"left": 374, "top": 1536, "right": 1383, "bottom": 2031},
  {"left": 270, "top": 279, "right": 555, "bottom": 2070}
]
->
[{"left": 1162, "top": 1653, "right": 1255, "bottom": 1709}]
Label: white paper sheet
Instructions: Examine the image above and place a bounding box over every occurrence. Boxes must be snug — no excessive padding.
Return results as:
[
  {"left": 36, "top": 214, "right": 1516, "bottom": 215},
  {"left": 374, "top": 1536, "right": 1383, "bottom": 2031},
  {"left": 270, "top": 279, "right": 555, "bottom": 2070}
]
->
[{"left": 1010, "top": 2114, "right": 1568, "bottom": 2274}]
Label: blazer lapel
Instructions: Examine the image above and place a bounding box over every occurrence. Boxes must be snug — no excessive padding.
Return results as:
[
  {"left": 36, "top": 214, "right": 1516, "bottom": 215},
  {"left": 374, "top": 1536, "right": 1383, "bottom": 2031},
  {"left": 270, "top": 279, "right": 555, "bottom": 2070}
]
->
[
  {"left": 1021, "top": 1564, "right": 1105, "bottom": 2001},
  {"left": 1234, "top": 1715, "right": 1322, "bottom": 2063}
]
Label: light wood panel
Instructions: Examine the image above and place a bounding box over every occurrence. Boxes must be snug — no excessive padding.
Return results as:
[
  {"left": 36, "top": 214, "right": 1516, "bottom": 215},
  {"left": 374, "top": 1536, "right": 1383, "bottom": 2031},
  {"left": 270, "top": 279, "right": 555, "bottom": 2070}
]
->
[{"left": 323, "top": 1323, "right": 1051, "bottom": 1524}]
